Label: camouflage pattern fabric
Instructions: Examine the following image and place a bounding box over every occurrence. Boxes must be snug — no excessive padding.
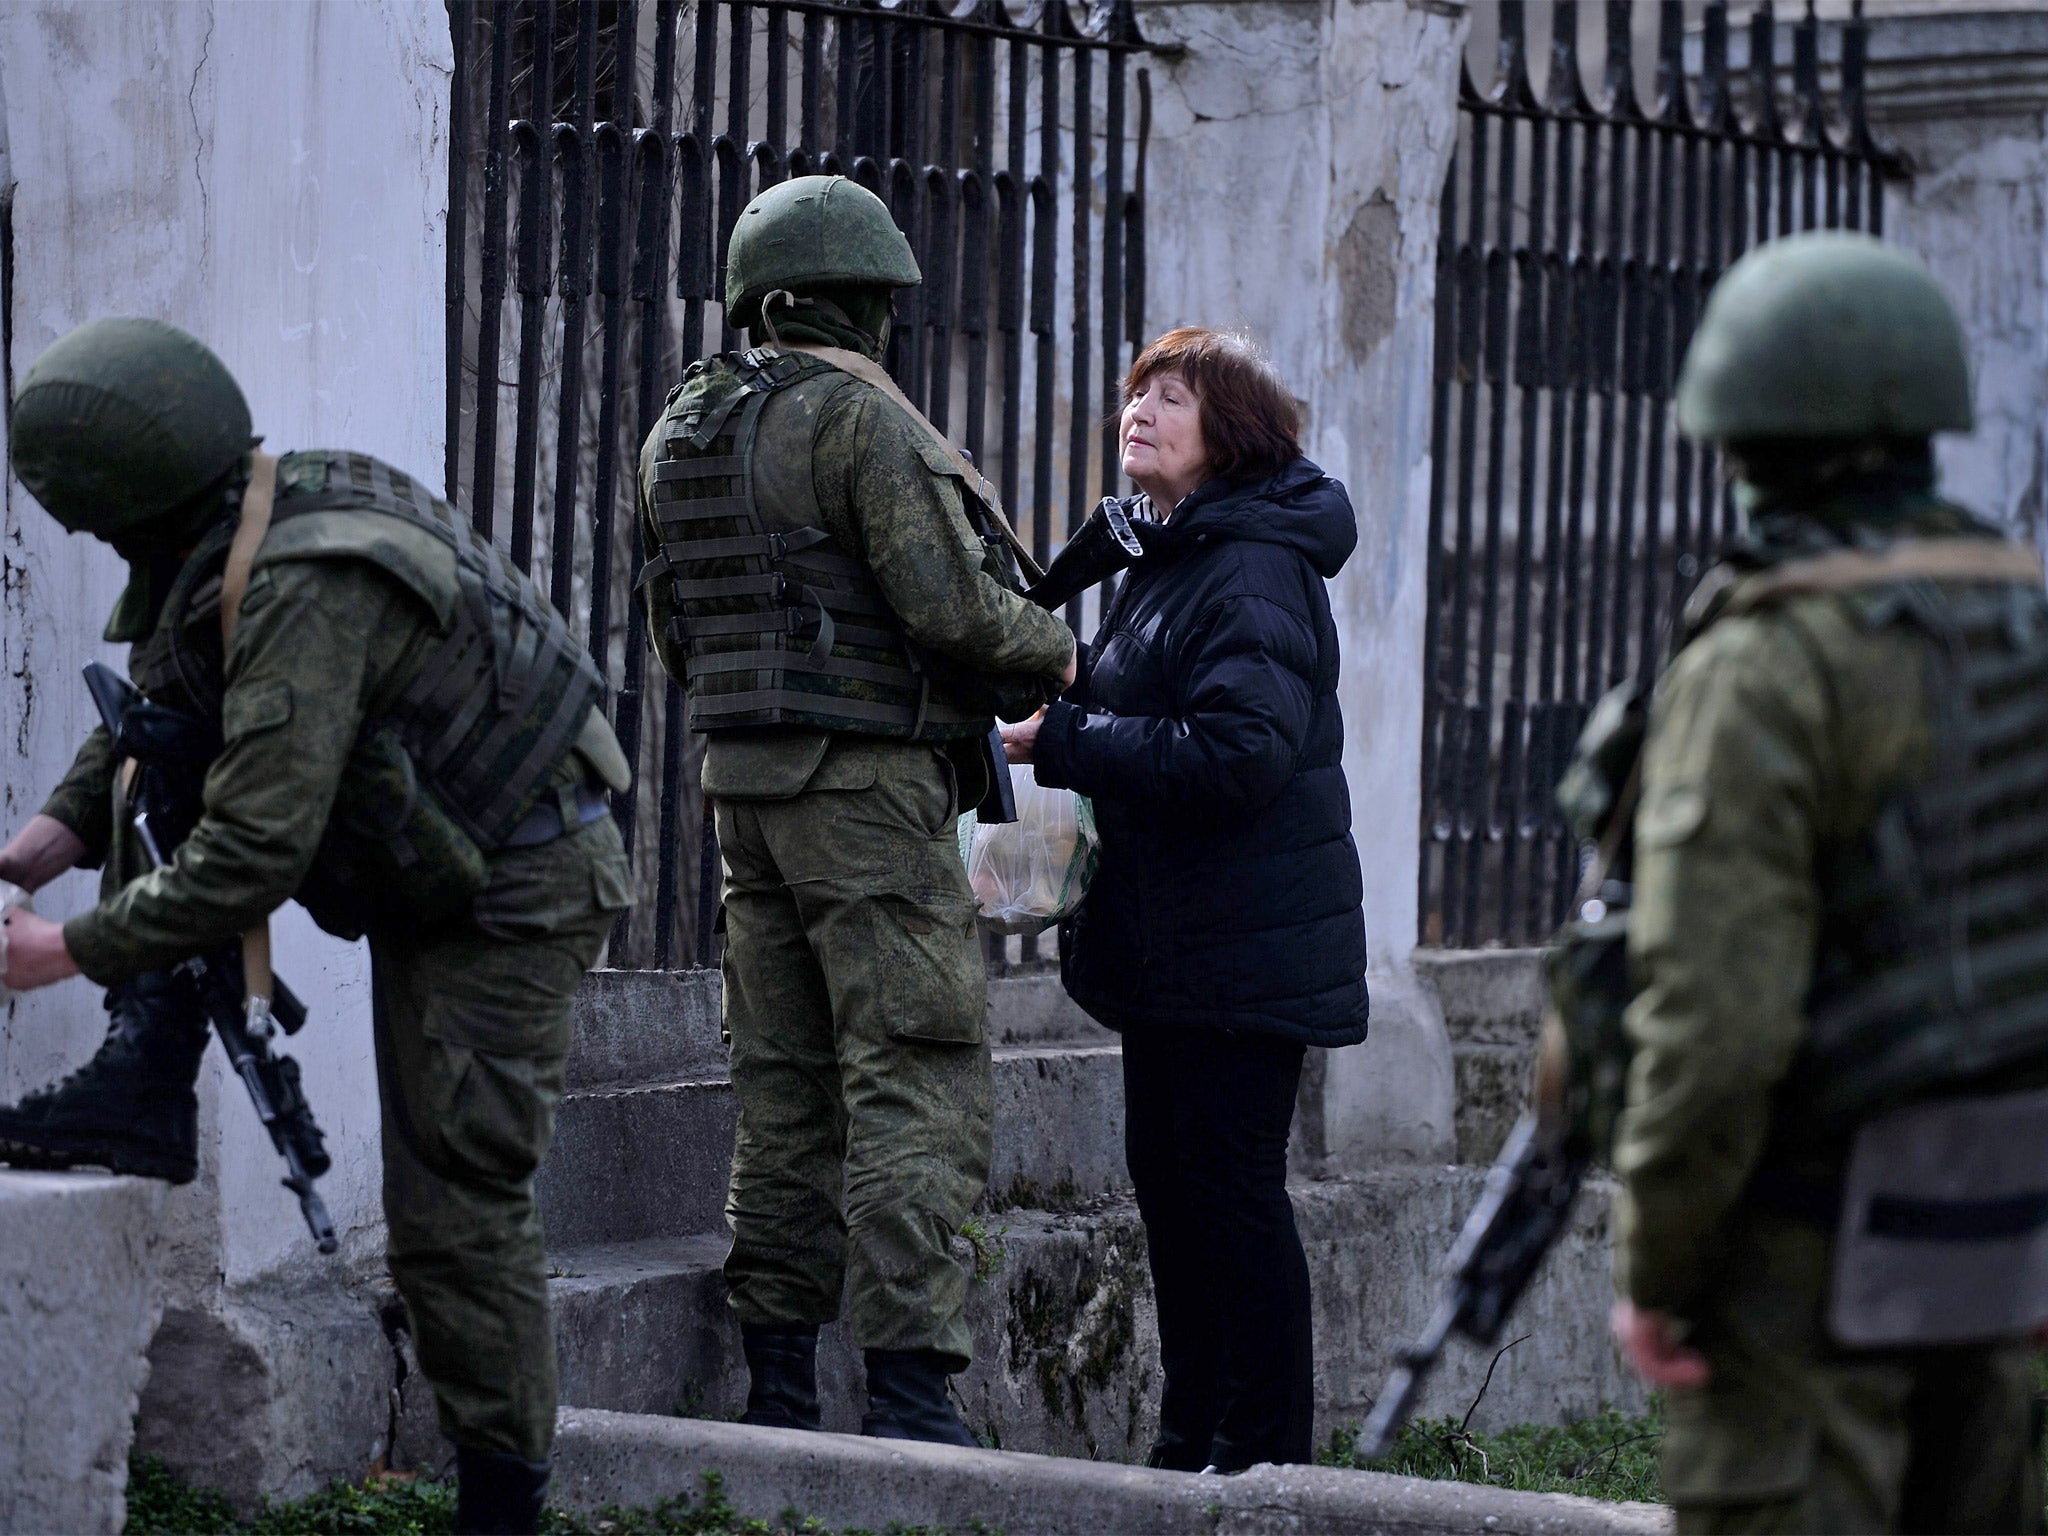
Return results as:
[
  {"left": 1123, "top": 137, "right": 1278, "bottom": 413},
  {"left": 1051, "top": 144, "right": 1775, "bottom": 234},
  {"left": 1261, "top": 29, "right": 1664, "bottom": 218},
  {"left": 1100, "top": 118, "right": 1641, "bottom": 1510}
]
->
[
  {"left": 716, "top": 737, "right": 990, "bottom": 1366},
  {"left": 39, "top": 538, "right": 631, "bottom": 1460},
  {"left": 1660, "top": 1207, "right": 2039, "bottom": 1534},
  {"left": 375, "top": 817, "right": 625, "bottom": 1462},
  {"left": 636, "top": 333, "right": 1073, "bottom": 779},
  {"left": 1618, "top": 492, "right": 2040, "bottom": 1529}
]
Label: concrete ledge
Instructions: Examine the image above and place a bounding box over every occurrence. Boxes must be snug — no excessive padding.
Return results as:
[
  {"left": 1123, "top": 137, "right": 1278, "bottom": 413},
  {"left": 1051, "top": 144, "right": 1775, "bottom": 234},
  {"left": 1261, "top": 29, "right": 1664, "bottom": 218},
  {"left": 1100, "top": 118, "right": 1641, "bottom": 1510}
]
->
[
  {"left": 1414, "top": 951, "right": 1545, "bottom": 1047},
  {"left": 553, "top": 1408, "right": 1672, "bottom": 1535},
  {"left": 0, "top": 1171, "right": 165, "bottom": 1536}
]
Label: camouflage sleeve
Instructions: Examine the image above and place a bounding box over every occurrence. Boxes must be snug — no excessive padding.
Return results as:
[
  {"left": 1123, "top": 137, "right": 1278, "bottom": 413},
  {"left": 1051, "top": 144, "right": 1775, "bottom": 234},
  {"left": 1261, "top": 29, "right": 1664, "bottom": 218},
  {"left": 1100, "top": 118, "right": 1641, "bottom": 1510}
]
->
[
  {"left": 1614, "top": 617, "right": 1829, "bottom": 1314},
  {"left": 63, "top": 560, "right": 390, "bottom": 985},
  {"left": 638, "top": 418, "right": 688, "bottom": 685},
  {"left": 828, "top": 389, "right": 1073, "bottom": 679},
  {"left": 37, "top": 725, "right": 115, "bottom": 868}
]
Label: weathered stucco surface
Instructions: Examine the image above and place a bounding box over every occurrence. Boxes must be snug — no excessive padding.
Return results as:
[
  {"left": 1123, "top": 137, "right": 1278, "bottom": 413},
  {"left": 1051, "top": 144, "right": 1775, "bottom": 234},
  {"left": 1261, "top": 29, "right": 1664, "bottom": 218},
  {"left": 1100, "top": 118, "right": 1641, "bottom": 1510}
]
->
[
  {"left": 0, "top": 1172, "right": 164, "bottom": 1536},
  {"left": 1136, "top": 0, "right": 1469, "bottom": 1165}
]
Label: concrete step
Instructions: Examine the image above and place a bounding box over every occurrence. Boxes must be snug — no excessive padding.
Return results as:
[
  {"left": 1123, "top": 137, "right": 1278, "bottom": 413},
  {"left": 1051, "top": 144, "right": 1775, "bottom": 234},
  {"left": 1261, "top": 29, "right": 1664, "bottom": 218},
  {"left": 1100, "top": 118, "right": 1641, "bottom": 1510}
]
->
[
  {"left": 537, "top": 1042, "right": 1130, "bottom": 1249},
  {"left": 0, "top": 1172, "right": 165, "bottom": 1535},
  {"left": 553, "top": 1407, "right": 1672, "bottom": 1536},
  {"left": 1415, "top": 949, "right": 1546, "bottom": 1165},
  {"left": 549, "top": 1169, "right": 1644, "bottom": 1461},
  {"left": 566, "top": 969, "right": 1116, "bottom": 1092}
]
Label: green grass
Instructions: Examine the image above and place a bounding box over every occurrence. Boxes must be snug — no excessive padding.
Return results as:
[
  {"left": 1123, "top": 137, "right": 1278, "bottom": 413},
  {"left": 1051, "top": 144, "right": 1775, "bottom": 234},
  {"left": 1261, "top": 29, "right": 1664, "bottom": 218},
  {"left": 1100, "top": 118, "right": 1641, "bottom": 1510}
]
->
[
  {"left": 123, "top": 1455, "right": 983, "bottom": 1536},
  {"left": 1319, "top": 1404, "right": 1666, "bottom": 1505}
]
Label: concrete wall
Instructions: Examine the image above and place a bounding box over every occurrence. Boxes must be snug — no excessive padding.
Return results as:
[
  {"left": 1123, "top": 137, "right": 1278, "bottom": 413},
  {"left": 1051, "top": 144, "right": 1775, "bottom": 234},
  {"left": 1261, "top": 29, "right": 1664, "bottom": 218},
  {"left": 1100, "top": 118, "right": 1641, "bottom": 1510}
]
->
[
  {"left": 1864, "top": 9, "right": 2048, "bottom": 544},
  {"left": 1135, "top": 0, "right": 1470, "bottom": 1165}
]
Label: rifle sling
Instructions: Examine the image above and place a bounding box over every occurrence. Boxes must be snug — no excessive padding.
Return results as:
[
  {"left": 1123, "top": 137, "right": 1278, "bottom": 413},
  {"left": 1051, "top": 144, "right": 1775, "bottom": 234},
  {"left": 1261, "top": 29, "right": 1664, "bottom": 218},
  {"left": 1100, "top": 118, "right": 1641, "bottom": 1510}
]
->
[
  {"left": 219, "top": 453, "right": 281, "bottom": 1011},
  {"left": 770, "top": 342, "right": 1047, "bottom": 585}
]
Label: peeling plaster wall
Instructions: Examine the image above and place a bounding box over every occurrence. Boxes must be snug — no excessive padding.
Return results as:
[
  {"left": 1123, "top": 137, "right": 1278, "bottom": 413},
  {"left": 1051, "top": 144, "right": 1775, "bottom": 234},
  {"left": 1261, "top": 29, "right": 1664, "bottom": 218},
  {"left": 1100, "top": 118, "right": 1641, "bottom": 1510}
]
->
[
  {"left": 1135, "top": 0, "right": 1469, "bottom": 1162},
  {"left": 1889, "top": 114, "right": 2048, "bottom": 543},
  {"left": 0, "top": 1, "right": 451, "bottom": 1297}
]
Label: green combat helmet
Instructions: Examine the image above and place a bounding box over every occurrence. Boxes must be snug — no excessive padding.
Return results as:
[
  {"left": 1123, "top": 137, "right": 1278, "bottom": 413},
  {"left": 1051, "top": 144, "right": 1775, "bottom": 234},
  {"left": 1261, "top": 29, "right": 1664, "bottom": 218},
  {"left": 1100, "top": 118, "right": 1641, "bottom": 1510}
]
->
[
  {"left": 724, "top": 175, "right": 921, "bottom": 331},
  {"left": 1676, "top": 230, "right": 1973, "bottom": 443},
  {"left": 10, "top": 317, "right": 252, "bottom": 538}
]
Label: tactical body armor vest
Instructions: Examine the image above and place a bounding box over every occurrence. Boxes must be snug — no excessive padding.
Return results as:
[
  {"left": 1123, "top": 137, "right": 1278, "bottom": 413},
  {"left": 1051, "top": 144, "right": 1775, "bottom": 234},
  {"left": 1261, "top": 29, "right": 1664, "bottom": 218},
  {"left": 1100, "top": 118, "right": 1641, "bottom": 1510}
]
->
[
  {"left": 641, "top": 348, "right": 986, "bottom": 739},
  {"left": 152, "top": 450, "right": 624, "bottom": 935},
  {"left": 1548, "top": 525, "right": 2048, "bottom": 1161},
  {"left": 250, "top": 450, "right": 616, "bottom": 847}
]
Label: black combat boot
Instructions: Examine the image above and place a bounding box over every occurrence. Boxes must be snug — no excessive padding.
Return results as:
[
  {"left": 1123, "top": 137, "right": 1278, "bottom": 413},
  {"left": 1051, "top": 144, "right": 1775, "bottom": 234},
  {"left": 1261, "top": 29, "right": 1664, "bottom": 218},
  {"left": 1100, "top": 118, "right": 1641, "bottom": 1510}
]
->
[
  {"left": 739, "top": 1322, "right": 822, "bottom": 1431},
  {"left": 860, "top": 1348, "right": 979, "bottom": 1447},
  {"left": 0, "top": 971, "right": 208, "bottom": 1183},
  {"left": 453, "top": 1445, "right": 551, "bottom": 1536}
]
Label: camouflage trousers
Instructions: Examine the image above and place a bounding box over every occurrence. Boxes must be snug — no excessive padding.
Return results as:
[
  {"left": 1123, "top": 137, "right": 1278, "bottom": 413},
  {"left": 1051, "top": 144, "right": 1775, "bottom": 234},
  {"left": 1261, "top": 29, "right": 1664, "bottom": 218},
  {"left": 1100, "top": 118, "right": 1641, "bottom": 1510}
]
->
[
  {"left": 373, "top": 816, "right": 628, "bottom": 1463},
  {"left": 716, "top": 739, "right": 992, "bottom": 1368},
  {"left": 1663, "top": 1206, "right": 2042, "bottom": 1534}
]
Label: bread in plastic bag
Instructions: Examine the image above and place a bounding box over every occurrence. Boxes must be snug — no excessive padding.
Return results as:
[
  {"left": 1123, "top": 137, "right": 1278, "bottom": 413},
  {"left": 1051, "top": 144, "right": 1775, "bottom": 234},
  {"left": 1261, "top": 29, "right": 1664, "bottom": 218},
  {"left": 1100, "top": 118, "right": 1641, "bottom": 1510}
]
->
[
  {"left": 955, "top": 765, "right": 1098, "bottom": 937},
  {"left": 0, "top": 882, "right": 31, "bottom": 1009}
]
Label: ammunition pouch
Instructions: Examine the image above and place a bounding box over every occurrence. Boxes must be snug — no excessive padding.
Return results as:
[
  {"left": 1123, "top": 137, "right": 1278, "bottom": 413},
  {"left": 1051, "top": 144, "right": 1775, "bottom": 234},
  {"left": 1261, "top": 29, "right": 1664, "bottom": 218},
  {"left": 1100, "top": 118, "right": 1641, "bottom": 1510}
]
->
[
  {"left": 298, "top": 728, "right": 492, "bottom": 940},
  {"left": 1545, "top": 893, "right": 1634, "bottom": 1166}
]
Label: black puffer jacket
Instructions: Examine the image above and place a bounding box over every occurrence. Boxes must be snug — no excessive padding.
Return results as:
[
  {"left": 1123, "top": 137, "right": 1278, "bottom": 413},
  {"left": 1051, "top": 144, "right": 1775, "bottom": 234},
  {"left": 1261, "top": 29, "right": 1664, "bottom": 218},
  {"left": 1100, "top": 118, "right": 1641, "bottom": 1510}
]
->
[{"left": 1034, "top": 458, "right": 1370, "bottom": 1047}]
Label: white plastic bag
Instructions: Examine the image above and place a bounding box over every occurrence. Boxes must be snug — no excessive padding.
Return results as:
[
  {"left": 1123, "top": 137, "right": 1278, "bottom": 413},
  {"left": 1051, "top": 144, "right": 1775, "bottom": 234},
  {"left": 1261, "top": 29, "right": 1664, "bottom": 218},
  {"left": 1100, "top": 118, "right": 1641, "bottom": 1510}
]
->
[
  {"left": 0, "top": 882, "right": 30, "bottom": 1008},
  {"left": 955, "top": 765, "right": 1098, "bottom": 936}
]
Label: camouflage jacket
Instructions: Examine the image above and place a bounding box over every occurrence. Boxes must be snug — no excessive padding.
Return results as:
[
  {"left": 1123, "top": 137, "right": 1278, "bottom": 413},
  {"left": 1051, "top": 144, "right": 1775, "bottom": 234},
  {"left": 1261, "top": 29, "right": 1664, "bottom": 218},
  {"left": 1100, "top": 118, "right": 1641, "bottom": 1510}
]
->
[
  {"left": 42, "top": 514, "right": 622, "bottom": 985},
  {"left": 1614, "top": 494, "right": 2003, "bottom": 1313}
]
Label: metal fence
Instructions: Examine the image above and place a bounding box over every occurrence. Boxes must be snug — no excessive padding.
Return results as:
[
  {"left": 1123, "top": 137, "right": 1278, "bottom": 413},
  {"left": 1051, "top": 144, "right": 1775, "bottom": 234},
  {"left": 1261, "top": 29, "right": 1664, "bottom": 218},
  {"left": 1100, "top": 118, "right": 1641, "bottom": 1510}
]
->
[
  {"left": 1418, "top": 0, "right": 1904, "bottom": 950},
  {"left": 445, "top": 0, "right": 1151, "bottom": 967}
]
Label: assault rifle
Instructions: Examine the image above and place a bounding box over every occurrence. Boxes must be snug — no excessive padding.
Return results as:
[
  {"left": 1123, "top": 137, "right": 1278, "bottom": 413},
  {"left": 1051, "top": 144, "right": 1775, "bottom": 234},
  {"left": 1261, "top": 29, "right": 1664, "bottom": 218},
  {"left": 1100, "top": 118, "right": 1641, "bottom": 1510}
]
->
[
  {"left": 1357, "top": 1107, "right": 1588, "bottom": 1457},
  {"left": 84, "top": 662, "right": 337, "bottom": 1255}
]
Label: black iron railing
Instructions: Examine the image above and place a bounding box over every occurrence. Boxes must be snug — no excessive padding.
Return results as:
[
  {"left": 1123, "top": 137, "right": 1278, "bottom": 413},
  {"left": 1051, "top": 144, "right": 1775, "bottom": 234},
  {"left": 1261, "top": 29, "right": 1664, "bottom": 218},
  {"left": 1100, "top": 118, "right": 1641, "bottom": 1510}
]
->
[
  {"left": 1419, "top": 0, "right": 1904, "bottom": 949},
  {"left": 445, "top": 0, "right": 1150, "bottom": 967}
]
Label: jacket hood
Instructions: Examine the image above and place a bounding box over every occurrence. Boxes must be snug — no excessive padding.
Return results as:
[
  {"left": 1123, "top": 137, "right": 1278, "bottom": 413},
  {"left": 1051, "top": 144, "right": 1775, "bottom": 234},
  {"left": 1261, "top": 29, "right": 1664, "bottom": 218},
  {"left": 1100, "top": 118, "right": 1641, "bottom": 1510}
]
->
[{"left": 1141, "top": 457, "right": 1357, "bottom": 580}]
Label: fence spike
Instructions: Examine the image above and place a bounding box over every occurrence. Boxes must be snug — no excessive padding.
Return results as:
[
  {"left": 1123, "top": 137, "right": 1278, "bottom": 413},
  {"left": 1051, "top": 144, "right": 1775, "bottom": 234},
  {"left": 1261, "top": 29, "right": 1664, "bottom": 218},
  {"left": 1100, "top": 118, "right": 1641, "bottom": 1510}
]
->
[
  {"left": 1495, "top": 0, "right": 1538, "bottom": 108},
  {"left": 1656, "top": 0, "right": 1689, "bottom": 126},
  {"left": 1602, "top": 0, "right": 1639, "bottom": 118},
  {"left": 1546, "top": 0, "right": 1591, "bottom": 114},
  {"left": 1699, "top": 1, "right": 1731, "bottom": 133},
  {"left": 1749, "top": 1, "right": 1783, "bottom": 143}
]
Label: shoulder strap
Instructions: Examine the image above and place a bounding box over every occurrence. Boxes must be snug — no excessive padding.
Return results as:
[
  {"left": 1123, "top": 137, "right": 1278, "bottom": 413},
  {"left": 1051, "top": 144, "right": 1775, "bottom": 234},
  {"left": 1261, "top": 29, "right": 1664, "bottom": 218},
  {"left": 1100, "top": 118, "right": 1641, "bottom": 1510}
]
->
[
  {"left": 215, "top": 449, "right": 281, "bottom": 1020},
  {"left": 1722, "top": 537, "right": 2044, "bottom": 618},
  {"left": 771, "top": 342, "right": 1045, "bottom": 584},
  {"left": 221, "top": 452, "right": 280, "bottom": 647}
]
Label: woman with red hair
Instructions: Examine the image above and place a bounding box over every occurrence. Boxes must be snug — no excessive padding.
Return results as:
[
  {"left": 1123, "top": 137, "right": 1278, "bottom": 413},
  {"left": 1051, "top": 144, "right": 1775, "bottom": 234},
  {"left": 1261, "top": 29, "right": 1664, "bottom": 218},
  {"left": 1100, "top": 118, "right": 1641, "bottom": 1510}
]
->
[{"left": 1006, "top": 327, "right": 1369, "bottom": 1472}]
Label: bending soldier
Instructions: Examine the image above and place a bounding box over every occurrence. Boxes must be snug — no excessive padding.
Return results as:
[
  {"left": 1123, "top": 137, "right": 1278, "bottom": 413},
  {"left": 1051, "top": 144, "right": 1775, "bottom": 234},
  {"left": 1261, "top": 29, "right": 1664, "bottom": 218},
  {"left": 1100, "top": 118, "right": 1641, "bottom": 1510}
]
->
[
  {"left": 1606, "top": 234, "right": 2048, "bottom": 1532},
  {"left": 0, "top": 319, "right": 631, "bottom": 1536},
  {"left": 638, "top": 176, "right": 1076, "bottom": 1443}
]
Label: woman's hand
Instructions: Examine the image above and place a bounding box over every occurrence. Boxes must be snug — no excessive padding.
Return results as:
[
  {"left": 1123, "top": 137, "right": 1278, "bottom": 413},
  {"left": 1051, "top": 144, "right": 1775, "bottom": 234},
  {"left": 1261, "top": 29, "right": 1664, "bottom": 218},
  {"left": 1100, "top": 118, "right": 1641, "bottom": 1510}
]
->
[
  {"left": 1612, "top": 1301, "right": 1711, "bottom": 1390},
  {"left": 2, "top": 909, "right": 80, "bottom": 992},
  {"left": 1002, "top": 709, "right": 1046, "bottom": 765},
  {"left": 1060, "top": 640, "right": 1079, "bottom": 691}
]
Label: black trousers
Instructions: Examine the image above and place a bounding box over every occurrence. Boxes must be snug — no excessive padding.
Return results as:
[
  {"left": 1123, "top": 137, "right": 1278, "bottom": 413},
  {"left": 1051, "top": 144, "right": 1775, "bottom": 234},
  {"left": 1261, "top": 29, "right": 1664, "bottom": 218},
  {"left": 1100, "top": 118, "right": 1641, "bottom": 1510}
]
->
[{"left": 1121, "top": 1025, "right": 1314, "bottom": 1471}]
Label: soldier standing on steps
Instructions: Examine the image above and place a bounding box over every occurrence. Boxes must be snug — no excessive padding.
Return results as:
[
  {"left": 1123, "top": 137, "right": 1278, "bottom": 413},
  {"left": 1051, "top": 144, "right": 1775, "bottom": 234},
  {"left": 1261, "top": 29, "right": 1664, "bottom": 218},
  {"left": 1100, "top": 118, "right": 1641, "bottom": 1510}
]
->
[
  {"left": 636, "top": 175, "right": 1076, "bottom": 1444},
  {"left": 1606, "top": 233, "right": 2048, "bottom": 1532},
  {"left": 0, "top": 319, "right": 632, "bottom": 1536}
]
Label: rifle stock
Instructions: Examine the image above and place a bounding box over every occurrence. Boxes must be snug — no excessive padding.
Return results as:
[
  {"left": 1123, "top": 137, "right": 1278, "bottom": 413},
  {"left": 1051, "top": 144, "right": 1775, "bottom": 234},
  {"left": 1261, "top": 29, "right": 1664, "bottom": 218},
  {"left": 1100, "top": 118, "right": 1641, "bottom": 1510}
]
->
[{"left": 83, "top": 661, "right": 336, "bottom": 1254}]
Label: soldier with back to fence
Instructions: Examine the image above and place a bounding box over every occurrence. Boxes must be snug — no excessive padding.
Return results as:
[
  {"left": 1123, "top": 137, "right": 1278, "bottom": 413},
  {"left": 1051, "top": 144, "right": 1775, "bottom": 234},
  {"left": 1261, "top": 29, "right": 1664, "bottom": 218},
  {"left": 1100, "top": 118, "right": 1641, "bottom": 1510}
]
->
[
  {"left": 0, "top": 318, "right": 631, "bottom": 1535},
  {"left": 1558, "top": 231, "right": 2048, "bottom": 1532},
  {"left": 636, "top": 175, "right": 1076, "bottom": 1443}
]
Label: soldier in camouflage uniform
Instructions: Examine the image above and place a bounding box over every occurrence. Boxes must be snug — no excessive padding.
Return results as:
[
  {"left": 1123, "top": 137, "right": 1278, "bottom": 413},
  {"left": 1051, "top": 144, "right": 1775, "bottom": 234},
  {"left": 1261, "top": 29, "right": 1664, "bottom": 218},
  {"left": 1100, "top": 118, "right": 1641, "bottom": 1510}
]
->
[
  {"left": 0, "top": 319, "right": 630, "bottom": 1535},
  {"left": 637, "top": 176, "right": 1075, "bottom": 1443},
  {"left": 1609, "top": 234, "right": 2047, "bottom": 1532}
]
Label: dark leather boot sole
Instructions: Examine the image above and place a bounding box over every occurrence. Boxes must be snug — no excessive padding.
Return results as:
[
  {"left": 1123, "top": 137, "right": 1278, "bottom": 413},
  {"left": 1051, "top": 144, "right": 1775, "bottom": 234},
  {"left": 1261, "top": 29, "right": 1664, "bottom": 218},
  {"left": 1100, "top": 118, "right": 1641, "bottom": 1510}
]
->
[{"left": 0, "top": 1125, "right": 196, "bottom": 1184}]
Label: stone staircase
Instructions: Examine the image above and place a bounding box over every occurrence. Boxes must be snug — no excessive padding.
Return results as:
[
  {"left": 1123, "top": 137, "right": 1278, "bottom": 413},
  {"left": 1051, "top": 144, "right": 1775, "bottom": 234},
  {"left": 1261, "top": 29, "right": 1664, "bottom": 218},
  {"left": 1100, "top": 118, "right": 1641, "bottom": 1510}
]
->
[{"left": 538, "top": 958, "right": 1641, "bottom": 1461}]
